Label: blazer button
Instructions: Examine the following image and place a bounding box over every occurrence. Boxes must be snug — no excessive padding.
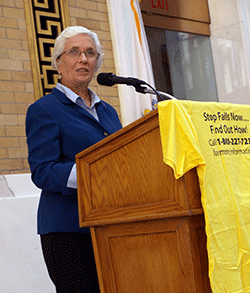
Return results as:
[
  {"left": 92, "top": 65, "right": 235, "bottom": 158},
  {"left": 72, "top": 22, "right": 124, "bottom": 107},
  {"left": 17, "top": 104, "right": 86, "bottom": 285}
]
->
[{"left": 104, "top": 132, "right": 109, "bottom": 136}]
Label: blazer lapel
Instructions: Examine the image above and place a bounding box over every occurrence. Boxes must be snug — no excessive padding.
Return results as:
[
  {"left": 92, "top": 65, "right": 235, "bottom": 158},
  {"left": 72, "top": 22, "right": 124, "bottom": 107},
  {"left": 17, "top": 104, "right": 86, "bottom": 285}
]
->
[
  {"left": 52, "top": 87, "right": 101, "bottom": 123},
  {"left": 52, "top": 88, "right": 119, "bottom": 134},
  {"left": 96, "top": 101, "right": 118, "bottom": 134}
]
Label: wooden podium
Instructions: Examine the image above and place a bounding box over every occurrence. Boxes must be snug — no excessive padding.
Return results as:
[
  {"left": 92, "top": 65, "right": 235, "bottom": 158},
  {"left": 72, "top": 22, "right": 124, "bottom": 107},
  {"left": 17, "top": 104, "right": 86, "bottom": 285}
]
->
[{"left": 76, "top": 109, "right": 212, "bottom": 293}]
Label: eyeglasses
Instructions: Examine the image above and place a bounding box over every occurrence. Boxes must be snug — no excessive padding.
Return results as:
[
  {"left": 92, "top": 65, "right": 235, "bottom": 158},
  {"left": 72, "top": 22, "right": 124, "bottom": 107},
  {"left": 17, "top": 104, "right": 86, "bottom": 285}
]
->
[{"left": 57, "top": 48, "right": 100, "bottom": 60}]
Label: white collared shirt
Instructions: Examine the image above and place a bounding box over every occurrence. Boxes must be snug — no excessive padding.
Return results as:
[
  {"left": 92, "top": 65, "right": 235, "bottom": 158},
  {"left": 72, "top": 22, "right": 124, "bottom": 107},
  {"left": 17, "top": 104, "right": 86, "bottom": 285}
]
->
[{"left": 56, "top": 82, "right": 100, "bottom": 121}]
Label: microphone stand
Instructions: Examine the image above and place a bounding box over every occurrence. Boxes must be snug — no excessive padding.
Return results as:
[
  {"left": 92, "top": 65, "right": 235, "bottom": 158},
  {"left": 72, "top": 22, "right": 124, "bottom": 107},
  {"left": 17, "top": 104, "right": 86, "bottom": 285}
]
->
[{"left": 134, "top": 82, "right": 177, "bottom": 101}]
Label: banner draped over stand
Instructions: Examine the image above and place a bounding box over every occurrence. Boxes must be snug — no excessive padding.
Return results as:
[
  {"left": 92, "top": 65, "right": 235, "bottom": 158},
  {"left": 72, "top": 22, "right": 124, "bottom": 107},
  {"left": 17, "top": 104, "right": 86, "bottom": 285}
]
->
[{"left": 106, "top": 0, "right": 157, "bottom": 126}]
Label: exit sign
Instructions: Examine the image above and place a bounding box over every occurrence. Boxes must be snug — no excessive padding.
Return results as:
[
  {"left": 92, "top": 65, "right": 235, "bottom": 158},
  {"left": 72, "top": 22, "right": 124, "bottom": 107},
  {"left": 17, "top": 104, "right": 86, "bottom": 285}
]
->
[{"left": 151, "top": 0, "right": 168, "bottom": 10}]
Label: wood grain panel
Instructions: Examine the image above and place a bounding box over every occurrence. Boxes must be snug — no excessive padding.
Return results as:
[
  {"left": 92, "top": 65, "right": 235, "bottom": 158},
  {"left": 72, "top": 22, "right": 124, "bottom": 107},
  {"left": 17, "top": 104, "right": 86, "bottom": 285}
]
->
[
  {"left": 91, "top": 215, "right": 211, "bottom": 292},
  {"left": 76, "top": 110, "right": 203, "bottom": 227},
  {"left": 90, "top": 128, "right": 178, "bottom": 208}
]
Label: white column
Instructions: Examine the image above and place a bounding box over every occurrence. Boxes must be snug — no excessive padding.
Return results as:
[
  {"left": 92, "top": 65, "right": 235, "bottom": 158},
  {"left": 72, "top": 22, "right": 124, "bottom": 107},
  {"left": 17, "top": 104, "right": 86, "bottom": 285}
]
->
[{"left": 208, "top": 0, "right": 250, "bottom": 104}]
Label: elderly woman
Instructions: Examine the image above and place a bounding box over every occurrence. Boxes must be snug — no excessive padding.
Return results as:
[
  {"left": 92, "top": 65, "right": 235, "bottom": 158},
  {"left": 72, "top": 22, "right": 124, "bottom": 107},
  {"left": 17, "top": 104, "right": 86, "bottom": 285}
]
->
[{"left": 26, "top": 26, "right": 122, "bottom": 292}]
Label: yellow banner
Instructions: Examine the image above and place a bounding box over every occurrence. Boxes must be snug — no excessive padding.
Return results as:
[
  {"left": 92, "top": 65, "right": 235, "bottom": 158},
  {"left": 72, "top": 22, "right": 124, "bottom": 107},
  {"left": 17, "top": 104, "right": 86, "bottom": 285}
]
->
[{"left": 158, "top": 100, "right": 250, "bottom": 293}]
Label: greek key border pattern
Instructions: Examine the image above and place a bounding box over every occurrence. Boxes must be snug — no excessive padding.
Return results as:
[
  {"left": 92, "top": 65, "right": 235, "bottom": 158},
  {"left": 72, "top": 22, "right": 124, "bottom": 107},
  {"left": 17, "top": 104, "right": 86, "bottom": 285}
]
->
[{"left": 24, "top": 0, "right": 70, "bottom": 99}]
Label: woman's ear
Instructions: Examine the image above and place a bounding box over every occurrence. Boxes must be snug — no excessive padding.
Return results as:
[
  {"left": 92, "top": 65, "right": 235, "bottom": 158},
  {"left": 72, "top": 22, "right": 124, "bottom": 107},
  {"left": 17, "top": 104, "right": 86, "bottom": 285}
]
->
[{"left": 57, "top": 69, "right": 62, "bottom": 79}]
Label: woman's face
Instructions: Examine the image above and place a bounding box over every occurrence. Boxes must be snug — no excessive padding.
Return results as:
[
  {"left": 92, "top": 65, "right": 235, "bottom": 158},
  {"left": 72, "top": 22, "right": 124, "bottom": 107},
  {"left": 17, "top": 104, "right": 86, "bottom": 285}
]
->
[{"left": 57, "top": 34, "right": 98, "bottom": 90}]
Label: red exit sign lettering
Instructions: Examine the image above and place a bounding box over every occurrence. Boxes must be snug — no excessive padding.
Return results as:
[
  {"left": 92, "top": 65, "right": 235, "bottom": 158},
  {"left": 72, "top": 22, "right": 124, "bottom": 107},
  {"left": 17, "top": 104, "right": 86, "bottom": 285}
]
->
[{"left": 151, "top": 0, "right": 168, "bottom": 10}]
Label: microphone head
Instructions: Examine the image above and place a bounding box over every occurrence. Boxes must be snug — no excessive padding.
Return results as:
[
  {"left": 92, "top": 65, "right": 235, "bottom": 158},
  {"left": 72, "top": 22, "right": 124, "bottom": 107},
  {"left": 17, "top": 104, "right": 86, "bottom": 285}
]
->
[{"left": 97, "top": 72, "right": 115, "bottom": 87}]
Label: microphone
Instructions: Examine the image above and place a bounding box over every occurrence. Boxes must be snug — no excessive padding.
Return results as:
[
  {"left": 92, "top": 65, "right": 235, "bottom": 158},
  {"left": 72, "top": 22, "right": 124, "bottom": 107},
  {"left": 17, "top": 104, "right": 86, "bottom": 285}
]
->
[
  {"left": 97, "top": 72, "right": 145, "bottom": 87},
  {"left": 97, "top": 72, "right": 166, "bottom": 101}
]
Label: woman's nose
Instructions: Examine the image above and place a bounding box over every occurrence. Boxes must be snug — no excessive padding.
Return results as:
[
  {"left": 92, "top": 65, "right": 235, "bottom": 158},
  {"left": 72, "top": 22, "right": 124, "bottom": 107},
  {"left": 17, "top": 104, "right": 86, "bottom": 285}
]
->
[{"left": 79, "top": 52, "right": 88, "bottom": 62}]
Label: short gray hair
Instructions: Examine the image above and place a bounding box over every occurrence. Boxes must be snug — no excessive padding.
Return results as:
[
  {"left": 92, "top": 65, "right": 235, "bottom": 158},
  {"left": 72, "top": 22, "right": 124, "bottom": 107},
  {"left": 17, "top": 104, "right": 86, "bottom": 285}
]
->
[{"left": 51, "top": 26, "right": 103, "bottom": 71}]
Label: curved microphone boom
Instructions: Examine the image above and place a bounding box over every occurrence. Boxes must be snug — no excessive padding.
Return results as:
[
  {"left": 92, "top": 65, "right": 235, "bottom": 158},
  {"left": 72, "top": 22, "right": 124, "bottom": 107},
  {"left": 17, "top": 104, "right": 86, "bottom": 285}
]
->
[
  {"left": 97, "top": 72, "right": 144, "bottom": 87},
  {"left": 97, "top": 72, "right": 165, "bottom": 101}
]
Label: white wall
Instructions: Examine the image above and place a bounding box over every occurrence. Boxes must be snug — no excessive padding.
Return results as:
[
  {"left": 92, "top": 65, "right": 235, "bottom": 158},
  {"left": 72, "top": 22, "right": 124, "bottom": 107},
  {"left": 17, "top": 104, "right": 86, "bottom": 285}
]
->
[
  {"left": 208, "top": 0, "right": 250, "bottom": 105},
  {"left": 0, "top": 174, "right": 55, "bottom": 293}
]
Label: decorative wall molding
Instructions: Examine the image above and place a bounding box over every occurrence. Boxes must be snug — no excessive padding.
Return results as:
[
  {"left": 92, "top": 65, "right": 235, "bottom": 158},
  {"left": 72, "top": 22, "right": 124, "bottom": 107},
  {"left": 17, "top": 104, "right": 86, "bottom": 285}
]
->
[{"left": 24, "top": 0, "right": 70, "bottom": 100}]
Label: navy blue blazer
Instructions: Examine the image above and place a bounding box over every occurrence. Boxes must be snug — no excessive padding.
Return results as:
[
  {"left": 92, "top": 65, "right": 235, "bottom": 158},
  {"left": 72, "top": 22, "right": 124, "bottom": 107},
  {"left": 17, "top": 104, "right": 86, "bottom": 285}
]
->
[{"left": 26, "top": 88, "right": 122, "bottom": 234}]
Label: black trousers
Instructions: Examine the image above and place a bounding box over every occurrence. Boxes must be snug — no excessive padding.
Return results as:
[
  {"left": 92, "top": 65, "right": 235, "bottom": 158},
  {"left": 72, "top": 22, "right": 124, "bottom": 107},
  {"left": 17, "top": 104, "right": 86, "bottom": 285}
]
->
[{"left": 40, "top": 232, "right": 100, "bottom": 293}]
